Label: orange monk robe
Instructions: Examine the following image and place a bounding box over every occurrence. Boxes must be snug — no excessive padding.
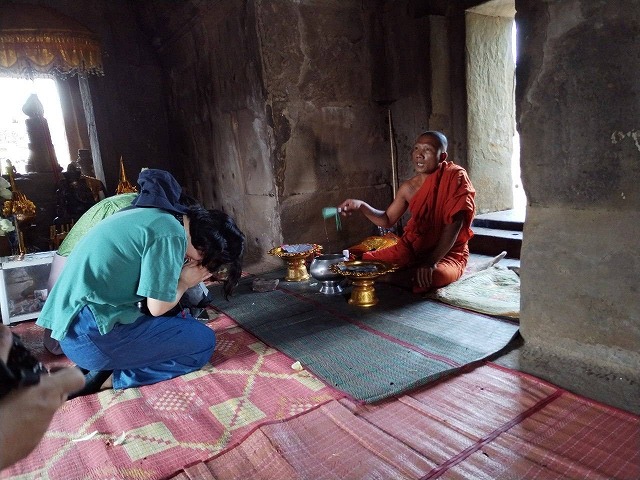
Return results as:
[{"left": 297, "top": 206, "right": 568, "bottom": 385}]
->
[{"left": 363, "top": 161, "right": 476, "bottom": 290}]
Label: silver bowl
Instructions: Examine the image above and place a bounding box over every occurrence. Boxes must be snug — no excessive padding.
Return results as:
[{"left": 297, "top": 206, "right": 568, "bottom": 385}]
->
[{"left": 309, "top": 253, "right": 345, "bottom": 295}]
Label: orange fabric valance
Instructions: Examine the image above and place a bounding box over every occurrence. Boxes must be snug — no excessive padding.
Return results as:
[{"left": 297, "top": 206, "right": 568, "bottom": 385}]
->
[{"left": 0, "top": 4, "right": 103, "bottom": 78}]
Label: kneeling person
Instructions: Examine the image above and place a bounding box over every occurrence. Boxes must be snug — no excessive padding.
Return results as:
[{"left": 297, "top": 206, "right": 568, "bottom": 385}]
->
[{"left": 36, "top": 205, "right": 245, "bottom": 397}]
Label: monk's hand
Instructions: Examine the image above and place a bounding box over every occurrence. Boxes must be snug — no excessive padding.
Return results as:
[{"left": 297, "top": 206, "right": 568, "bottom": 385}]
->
[
  {"left": 415, "top": 264, "right": 436, "bottom": 289},
  {"left": 337, "top": 199, "right": 362, "bottom": 216}
]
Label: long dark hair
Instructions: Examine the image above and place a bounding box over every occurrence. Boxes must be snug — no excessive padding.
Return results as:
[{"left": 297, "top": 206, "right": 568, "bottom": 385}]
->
[{"left": 186, "top": 207, "right": 245, "bottom": 299}]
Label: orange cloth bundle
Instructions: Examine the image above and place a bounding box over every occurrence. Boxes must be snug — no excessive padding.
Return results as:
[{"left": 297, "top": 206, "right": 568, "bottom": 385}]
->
[{"left": 348, "top": 232, "right": 400, "bottom": 259}]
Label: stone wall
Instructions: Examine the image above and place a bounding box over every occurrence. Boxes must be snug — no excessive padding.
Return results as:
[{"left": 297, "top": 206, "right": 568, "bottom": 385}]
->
[
  {"left": 516, "top": 0, "right": 640, "bottom": 400},
  {"left": 255, "top": 0, "right": 391, "bottom": 257},
  {"left": 143, "top": 0, "right": 459, "bottom": 267},
  {"left": 137, "top": 1, "right": 280, "bottom": 268}
]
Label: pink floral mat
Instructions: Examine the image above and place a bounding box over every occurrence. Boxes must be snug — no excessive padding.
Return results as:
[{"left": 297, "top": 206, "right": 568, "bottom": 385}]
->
[
  {"left": 172, "top": 363, "right": 640, "bottom": 480},
  {"left": 2, "top": 313, "right": 344, "bottom": 480}
]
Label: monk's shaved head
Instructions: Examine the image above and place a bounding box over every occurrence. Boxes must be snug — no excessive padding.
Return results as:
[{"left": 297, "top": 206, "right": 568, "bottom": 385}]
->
[{"left": 419, "top": 131, "right": 448, "bottom": 153}]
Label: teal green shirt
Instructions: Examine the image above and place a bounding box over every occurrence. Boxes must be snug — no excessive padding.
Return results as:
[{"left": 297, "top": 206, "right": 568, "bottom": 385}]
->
[{"left": 37, "top": 207, "right": 186, "bottom": 340}]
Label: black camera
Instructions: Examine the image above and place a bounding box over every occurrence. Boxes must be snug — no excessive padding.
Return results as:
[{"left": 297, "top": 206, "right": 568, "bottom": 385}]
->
[{"left": 0, "top": 333, "right": 48, "bottom": 399}]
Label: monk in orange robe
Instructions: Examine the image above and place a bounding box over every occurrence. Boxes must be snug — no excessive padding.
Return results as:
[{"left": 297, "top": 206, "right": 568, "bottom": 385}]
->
[{"left": 338, "top": 131, "right": 475, "bottom": 293}]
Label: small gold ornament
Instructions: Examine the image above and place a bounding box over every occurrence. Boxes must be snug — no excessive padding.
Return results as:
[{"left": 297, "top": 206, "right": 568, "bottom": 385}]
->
[
  {"left": 3, "top": 171, "right": 36, "bottom": 221},
  {"left": 3, "top": 169, "right": 36, "bottom": 256},
  {"left": 115, "top": 157, "right": 138, "bottom": 194}
]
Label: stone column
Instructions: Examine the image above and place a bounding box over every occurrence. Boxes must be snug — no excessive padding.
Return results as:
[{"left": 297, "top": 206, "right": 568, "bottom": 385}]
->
[
  {"left": 466, "top": 9, "right": 515, "bottom": 213},
  {"left": 516, "top": 0, "right": 640, "bottom": 409}
]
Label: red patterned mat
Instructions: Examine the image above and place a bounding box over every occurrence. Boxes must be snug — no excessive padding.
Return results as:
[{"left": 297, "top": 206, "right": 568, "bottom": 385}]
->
[
  {"left": 171, "top": 363, "right": 640, "bottom": 480},
  {"left": 8, "top": 320, "right": 74, "bottom": 369},
  {"left": 2, "top": 314, "right": 343, "bottom": 480}
]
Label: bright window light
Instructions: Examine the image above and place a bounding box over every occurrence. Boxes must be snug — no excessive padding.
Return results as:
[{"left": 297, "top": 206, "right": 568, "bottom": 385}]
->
[
  {"left": 0, "top": 77, "right": 71, "bottom": 174},
  {"left": 511, "top": 21, "right": 526, "bottom": 211}
]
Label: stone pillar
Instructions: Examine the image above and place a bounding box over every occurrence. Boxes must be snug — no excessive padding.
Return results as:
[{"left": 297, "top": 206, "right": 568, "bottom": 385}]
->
[
  {"left": 516, "top": 0, "right": 640, "bottom": 408},
  {"left": 466, "top": 9, "right": 515, "bottom": 213}
]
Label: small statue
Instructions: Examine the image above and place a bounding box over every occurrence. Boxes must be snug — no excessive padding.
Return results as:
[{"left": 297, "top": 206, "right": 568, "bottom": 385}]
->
[
  {"left": 4, "top": 160, "right": 17, "bottom": 177},
  {"left": 22, "top": 94, "right": 62, "bottom": 174},
  {"left": 75, "top": 149, "right": 106, "bottom": 202},
  {"left": 54, "top": 163, "right": 97, "bottom": 224}
]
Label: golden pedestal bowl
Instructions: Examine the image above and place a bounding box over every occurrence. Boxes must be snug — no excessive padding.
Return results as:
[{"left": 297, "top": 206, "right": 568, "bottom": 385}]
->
[
  {"left": 268, "top": 243, "right": 322, "bottom": 282},
  {"left": 330, "top": 260, "right": 397, "bottom": 307}
]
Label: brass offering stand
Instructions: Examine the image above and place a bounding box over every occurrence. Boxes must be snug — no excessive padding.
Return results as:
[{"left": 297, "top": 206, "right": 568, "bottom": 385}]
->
[
  {"left": 331, "top": 260, "right": 397, "bottom": 307},
  {"left": 3, "top": 170, "right": 36, "bottom": 258},
  {"left": 268, "top": 244, "right": 322, "bottom": 282}
]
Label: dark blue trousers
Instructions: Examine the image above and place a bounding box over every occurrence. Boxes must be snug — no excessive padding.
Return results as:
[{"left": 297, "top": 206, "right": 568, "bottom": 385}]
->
[{"left": 60, "top": 306, "right": 216, "bottom": 389}]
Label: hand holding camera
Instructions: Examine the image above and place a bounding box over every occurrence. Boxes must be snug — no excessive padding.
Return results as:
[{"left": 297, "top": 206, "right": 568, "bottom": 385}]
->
[
  {"left": 0, "top": 325, "right": 85, "bottom": 470},
  {"left": 0, "top": 333, "right": 48, "bottom": 399}
]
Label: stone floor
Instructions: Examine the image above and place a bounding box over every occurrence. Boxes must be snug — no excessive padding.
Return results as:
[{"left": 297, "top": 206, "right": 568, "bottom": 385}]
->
[
  {"left": 493, "top": 333, "right": 639, "bottom": 415},
  {"left": 470, "top": 253, "right": 639, "bottom": 416}
]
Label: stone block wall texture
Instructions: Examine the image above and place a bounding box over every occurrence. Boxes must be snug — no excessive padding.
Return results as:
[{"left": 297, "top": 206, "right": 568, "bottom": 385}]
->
[
  {"left": 516, "top": 0, "right": 640, "bottom": 382},
  {"left": 255, "top": 0, "right": 391, "bottom": 255},
  {"left": 139, "top": 0, "right": 457, "bottom": 265},
  {"left": 136, "top": 1, "right": 280, "bottom": 267}
]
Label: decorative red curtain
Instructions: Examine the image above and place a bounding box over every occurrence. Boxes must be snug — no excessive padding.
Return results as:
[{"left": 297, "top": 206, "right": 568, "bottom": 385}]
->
[{"left": 0, "top": 4, "right": 103, "bottom": 78}]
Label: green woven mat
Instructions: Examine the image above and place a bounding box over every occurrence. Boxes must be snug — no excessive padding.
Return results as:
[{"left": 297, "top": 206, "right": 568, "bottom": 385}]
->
[
  {"left": 210, "top": 274, "right": 519, "bottom": 403},
  {"left": 428, "top": 265, "right": 520, "bottom": 318}
]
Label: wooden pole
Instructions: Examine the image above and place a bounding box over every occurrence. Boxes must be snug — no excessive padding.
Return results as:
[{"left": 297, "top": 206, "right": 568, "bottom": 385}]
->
[{"left": 388, "top": 109, "right": 399, "bottom": 199}]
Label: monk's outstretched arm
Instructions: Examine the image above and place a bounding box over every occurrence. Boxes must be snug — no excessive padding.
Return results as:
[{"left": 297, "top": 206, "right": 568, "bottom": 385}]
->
[{"left": 338, "top": 184, "right": 410, "bottom": 228}]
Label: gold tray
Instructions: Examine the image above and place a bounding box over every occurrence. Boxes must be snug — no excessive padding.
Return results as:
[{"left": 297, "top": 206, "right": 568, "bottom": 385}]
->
[
  {"left": 348, "top": 233, "right": 399, "bottom": 258},
  {"left": 268, "top": 243, "right": 322, "bottom": 258},
  {"left": 330, "top": 260, "right": 397, "bottom": 278}
]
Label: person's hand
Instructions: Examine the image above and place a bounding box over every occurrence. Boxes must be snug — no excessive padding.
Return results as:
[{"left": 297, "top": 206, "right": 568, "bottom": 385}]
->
[
  {"left": 415, "top": 264, "right": 437, "bottom": 290},
  {"left": 0, "top": 324, "right": 11, "bottom": 359},
  {"left": 0, "top": 325, "right": 85, "bottom": 470},
  {"left": 337, "top": 199, "right": 363, "bottom": 216},
  {"left": 180, "top": 260, "right": 213, "bottom": 290}
]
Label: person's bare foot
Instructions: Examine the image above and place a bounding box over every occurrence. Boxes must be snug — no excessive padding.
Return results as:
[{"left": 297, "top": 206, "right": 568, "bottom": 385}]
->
[
  {"left": 67, "top": 370, "right": 113, "bottom": 400},
  {"left": 100, "top": 374, "right": 113, "bottom": 390}
]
